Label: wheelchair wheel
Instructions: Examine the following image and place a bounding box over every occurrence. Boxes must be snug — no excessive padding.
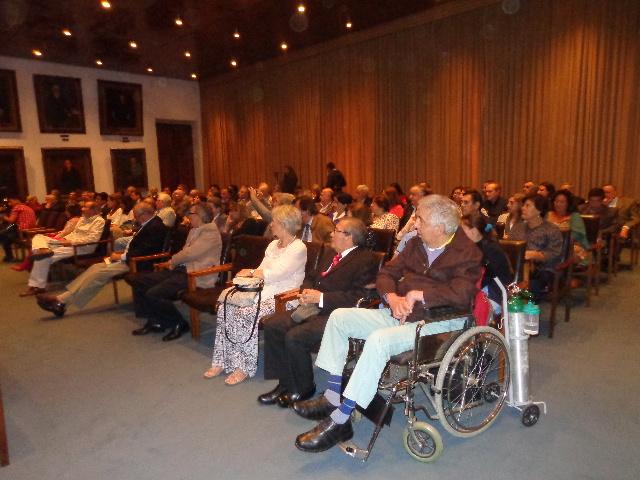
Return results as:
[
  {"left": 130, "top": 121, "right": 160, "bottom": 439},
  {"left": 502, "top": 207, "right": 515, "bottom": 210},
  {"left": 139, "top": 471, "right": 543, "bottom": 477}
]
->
[
  {"left": 522, "top": 404, "right": 540, "bottom": 427},
  {"left": 402, "top": 422, "right": 443, "bottom": 463},
  {"left": 435, "top": 326, "right": 510, "bottom": 438}
]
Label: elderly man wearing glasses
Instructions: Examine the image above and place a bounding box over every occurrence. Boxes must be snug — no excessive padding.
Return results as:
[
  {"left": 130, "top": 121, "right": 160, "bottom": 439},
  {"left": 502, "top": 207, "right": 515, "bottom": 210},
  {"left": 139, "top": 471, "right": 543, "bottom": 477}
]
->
[
  {"left": 125, "top": 203, "right": 222, "bottom": 342},
  {"left": 292, "top": 195, "right": 482, "bottom": 453}
]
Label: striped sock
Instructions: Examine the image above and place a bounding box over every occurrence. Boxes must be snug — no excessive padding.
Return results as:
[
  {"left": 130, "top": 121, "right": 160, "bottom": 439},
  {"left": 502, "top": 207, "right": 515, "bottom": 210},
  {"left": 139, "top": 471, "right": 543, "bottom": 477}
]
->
[
  {"left": 330, "top": 398, "right": 356, "bottom": 424},
  {"left": 324, "top": 375, "right": 342, "bottom": 406}
]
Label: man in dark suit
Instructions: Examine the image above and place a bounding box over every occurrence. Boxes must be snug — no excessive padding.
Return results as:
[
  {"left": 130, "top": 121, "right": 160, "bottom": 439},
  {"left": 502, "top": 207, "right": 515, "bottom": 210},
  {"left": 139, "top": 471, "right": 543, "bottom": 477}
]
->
[
  {"left": 297, "top": 196, "right": 334, "bottom": 244},
  {"left": 35, "top": 203, "right": 166, "bottom": 318},
  {"left": 258, "top": 217, "right": 379, "bottom": 408},
  {"left": 324, "top": 162, "right": 346, "bottom": 193},
  {"left": 603, "top": 183, "right": 640, "bottom": 240}
]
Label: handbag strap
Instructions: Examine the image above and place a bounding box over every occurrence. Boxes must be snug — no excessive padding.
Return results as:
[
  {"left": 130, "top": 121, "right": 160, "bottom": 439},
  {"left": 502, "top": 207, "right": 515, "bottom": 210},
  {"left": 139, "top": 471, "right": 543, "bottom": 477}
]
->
[{"left": 222, "top": 286, "right": 263, "bottom": 345}]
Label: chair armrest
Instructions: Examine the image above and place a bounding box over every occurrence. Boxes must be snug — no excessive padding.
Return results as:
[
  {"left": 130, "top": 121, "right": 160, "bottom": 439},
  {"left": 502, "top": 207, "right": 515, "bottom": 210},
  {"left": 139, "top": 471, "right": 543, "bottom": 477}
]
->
[
  {"left": 72, "top": 239, "right": 112, "bottom": 258},
  {"left": 187, "top": 263, "right": 233, "bottom": 292},
  {"left": 274, "top": 288, "right": 300, "bottom": 313},
  {"left": 128, "top": 252, "right": 172, "bottom": 273}
]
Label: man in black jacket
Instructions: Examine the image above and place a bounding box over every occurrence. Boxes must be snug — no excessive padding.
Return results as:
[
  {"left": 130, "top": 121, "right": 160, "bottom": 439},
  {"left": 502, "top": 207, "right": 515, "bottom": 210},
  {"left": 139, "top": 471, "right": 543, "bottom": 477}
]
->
[
  {"left": 35, "top": 203, "right": 166, "bottom": 318},
  {"left": 324, "top": 162, "right": 346, "bottom": 193},
  {"left": 258, "top": 217, "right": 378, "bottom": 408}
]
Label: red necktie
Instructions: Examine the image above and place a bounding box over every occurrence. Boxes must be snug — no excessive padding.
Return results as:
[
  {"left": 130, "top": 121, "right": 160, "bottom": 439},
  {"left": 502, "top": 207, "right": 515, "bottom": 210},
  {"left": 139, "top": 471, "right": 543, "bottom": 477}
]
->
[{"left": 322, "top": 253, "right": 342, "bottom": 277}]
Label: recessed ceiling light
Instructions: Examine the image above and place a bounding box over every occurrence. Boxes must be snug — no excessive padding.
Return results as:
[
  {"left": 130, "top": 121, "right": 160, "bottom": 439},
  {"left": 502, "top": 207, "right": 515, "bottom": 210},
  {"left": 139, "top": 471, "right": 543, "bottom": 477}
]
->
[
  {"left": 230, "top": 59, "right": 238, "bottom": 67},
  {"left": 96, "top": 59, "right": 103, "bottom": 66},
  {"left": 100, "top": 1, "right": 111, "bottom": 9},
  {"left": 233, "top": 29, "right": 240, "bottom": 39},
  {"left": 175, "top": 17, "right": 183, "bottom": 26},
  {"left": 346, "top": 21, "right": 353, "bottom": 29},
  {"left": 184, "top": 51, "right": 191, "bottom": 58},
  {"left": 62, "top": 28, "right": 72, "bottom": 37},
  {"left": 129, "top": 40, "right": 137, "bottom": 48},
  {"left": 297, "top": 4, "right": 306, "bottom": 13},
  {"left": 280, "top": 42, "right": 288, "bottom": 51},
  {"left": 32, "top": 49, "right": 43, "bottom": 57},
  {"left": 191, "top": 73, "right": 197, "bottom": 79},
  {"left": 146, "top": 67, "right": 153, "bottom": 73}
]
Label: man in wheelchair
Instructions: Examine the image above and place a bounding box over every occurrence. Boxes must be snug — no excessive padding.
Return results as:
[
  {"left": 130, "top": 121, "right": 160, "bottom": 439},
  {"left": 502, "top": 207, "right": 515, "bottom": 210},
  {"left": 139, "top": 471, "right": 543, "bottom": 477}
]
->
[{"left": 294, "top": 195, "right": 482, "bottom": 453}]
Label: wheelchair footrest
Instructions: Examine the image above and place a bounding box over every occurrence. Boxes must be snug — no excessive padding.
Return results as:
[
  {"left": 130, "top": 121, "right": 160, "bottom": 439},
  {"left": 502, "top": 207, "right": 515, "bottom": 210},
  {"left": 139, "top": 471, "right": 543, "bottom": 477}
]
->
[
  {"left": 338, "top": 440, "right": 369, "bottom": 461},
  {"left": 357, "top": 393, "right": 394, "bottom": 426}
]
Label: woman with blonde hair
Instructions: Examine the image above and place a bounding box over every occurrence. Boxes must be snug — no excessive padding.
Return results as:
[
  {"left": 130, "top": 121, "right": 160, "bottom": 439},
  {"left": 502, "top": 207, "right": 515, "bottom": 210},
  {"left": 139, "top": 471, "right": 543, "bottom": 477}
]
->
[{"left": 204, "top": 205, "right": 307, "bottom": 385}]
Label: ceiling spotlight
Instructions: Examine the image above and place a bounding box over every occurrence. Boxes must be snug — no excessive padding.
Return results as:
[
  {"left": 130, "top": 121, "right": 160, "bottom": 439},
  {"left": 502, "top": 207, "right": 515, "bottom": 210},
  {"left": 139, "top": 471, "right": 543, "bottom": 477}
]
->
[
  {"left": 32, "top": 49, "right": 43, "bottom": 57},
  {"left": 280, "top": 42, "right": 288, "bottom": 51},
  {"left": 146, "top": 67, "right": 153, "bottom": 73},
  {"left": 345, "top": 21, "right": 353, "bottom": 29},
  {"left": 129, "top": 40, "right": 137, "bottom": 48},
  {"left": 297, "top": 4, "right": 306, "bottom": 13},
  {"left": 230, "top": 59, "right": 238, "bottom": 67},
  {"left": 100, "top": 1, "right": 111, "bottom": 9},
  {"left": 233, "top": 29, "right": 240, "bottom": 39},
  {"left": 191, "top": 73, "right": 197, "bottom": 79},
  {"left": 96, "top": 59, "right": 103, "bottom": 66},
  {"left": 175, "top": 17, "right": 183, "bottom": 26},
  {"left": 62, "top": 28, "right": 72, "bottom": 37},
  {"left": 184, "top": 51, "right": 191, "bottom": 58}
]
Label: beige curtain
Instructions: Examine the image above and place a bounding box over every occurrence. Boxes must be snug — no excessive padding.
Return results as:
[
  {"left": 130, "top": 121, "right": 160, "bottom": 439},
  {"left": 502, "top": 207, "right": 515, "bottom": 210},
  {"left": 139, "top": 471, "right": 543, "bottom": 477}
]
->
[{"left": 201, "top": 0, "right": 640, "bottom": 198}]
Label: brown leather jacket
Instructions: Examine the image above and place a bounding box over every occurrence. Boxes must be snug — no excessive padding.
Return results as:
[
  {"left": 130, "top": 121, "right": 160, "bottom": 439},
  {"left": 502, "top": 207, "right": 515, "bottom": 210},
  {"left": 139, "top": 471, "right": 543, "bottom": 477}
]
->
[{"left": 376, "top": 227, "right": 482, "bottom": 319}]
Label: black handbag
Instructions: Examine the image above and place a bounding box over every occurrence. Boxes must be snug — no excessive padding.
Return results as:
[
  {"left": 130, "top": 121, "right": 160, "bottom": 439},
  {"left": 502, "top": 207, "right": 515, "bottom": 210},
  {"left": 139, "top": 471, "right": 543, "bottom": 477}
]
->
[{"left": 221, "top": 277, "right": 264, "bottom": 345}]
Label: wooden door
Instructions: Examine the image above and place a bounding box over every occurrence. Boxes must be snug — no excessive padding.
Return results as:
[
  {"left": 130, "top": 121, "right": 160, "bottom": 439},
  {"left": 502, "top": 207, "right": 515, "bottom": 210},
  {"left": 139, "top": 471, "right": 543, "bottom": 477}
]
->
[
  {"left": 156, "top": 122, "right": 195, "bottom": 190},
  {"left": 0, "top": 147, "right": 28, "bottom": 200}
]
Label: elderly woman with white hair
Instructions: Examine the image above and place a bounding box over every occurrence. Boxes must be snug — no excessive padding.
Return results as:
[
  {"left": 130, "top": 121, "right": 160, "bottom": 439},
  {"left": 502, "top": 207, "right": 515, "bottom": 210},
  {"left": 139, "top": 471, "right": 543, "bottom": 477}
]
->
[
  {"left": 204, "top": 204, "right": 307, "bottom": 385},
  {"left": 155, "top": 192, "right": 176, "bottom": 227}
]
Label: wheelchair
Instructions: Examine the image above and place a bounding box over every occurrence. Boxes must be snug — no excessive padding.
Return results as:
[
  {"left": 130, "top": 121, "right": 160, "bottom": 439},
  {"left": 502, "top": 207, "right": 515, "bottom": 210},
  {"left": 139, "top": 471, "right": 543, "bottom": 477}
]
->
[{"left": 339, "top": 305, "right": 510, "bottom": 463}]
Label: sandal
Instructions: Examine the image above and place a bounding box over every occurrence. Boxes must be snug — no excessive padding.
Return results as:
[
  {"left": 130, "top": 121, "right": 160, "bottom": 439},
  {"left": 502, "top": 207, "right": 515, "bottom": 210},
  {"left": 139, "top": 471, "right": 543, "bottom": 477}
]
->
[
  {"left": 203, "top": 366, "right": 224, "bottom": 379},
  {"left": 224, "top": 369, "right": 248, "bottom": 386}
]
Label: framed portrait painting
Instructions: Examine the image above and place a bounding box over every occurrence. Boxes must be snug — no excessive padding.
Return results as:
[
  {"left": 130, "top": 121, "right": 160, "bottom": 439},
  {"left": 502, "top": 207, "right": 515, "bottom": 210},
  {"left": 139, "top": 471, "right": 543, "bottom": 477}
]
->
[
  {"left": 110, "top": 148, "right": 148, "bottom": 192},
  {"left": 0, "top": 69, "right": 21, "bottom": 132},
  {"left": 98, "top": 80, "right": 143, "bottom": 136},
  {"left": 33, "top": 74, "right": 86, "bottom": 134},
  {"left": 0, "top": 148, "right": 28, "bottom": 200},
  {"left": 42, "top": 148, "right": 94, "bottom": 194}
]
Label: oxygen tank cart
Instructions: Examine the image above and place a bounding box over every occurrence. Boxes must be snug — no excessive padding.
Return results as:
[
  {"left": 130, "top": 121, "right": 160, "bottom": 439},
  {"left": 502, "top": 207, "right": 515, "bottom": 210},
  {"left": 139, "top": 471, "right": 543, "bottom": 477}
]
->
[{"left": 496, "top": 279, "right": 547, "bottom": 426}]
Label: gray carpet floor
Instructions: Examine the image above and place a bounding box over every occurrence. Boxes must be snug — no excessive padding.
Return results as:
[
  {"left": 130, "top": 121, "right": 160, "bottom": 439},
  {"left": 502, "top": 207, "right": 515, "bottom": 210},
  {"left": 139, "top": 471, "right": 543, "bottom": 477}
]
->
[{"left": 1, "top": 260, "right": 639, "bottom": 480}]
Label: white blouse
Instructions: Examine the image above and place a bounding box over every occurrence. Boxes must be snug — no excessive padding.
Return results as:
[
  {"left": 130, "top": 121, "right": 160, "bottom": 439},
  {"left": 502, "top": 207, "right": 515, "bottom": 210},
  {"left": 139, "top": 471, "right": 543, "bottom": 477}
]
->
[
  {"left": 257, "top": 238, "right": 307, "bottom": 300},
  {"left": 107, "top": 208, "right": 124, "bottom": 227}
]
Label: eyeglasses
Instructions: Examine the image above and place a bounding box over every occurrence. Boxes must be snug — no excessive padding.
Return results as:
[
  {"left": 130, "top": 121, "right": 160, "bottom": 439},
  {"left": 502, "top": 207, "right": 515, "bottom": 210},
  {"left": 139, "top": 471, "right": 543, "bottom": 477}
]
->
[
  {"left": 334, "top": 229, "right": 351, "bottom": 236},
  {"left": 187, "top": 211, "right": 198, "bottom": 216}
]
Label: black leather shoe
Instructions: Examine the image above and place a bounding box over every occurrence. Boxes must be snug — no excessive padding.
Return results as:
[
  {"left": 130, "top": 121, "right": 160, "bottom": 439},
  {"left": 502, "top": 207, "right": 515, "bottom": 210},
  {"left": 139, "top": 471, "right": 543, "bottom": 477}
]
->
[
  {"left": 295, "top": 417, "right": 353, "bottom": 453},
  {"left": 276, "top": 385, "right": 316, "bottom": 408},
  {"left": 162, "top": 321, "right": 190, "bottom": 341},
  {"left": 132, "top": 322, "right": 164, "bottom": 336},
  {"left": 257, "top": 383, "right": 288, "bottom": 405},
  {"left": 36, "top": 294, "right": 66, "bottom": 318},
  {"left": 292, "top": 395, "right": 336, "bottom": 420}
]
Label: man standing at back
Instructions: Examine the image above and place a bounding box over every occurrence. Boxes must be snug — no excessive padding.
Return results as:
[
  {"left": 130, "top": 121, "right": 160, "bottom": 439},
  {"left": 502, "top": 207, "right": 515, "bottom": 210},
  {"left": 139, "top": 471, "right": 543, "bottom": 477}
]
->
[{"left": 324, "top": 162, "right": 346, "bottom": 193}]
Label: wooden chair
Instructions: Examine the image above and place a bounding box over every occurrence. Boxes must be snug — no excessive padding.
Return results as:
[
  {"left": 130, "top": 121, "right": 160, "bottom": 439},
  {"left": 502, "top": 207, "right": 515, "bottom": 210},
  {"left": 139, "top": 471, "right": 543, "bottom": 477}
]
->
[
  {"left": 498, "top": 239, "right": 526, "bottom": 283},
  {"left": 614, "top": 224, "right": 640, "bottom": 273},
  {"left": 571, "top": 215, "right": 602, "bottom": 306},
  {"left": 366, "top": 228, "right": 396, "bottom": 261},
  {"left": 545, "top": 230, "right": 574, "bottom": 338},
  {"left": 180, "top": 234, "right": 271, "bottom": 339},
  {"left": 0, "top": 383, "right": 9, "bottom": 466}
]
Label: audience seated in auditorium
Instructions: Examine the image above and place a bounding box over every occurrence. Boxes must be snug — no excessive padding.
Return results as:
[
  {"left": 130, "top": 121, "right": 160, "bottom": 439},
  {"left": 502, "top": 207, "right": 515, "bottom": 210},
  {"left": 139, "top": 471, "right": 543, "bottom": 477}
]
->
[
  {"left": 460, "top": 212, "right": 513, "bottom": 312},
  {"left": 171, "top": 188, "right": 189, "bottom": 218},
  {"left": 547, "top": 189, "right": 590, "bottom": 263},
  {"left": 353, "top": 185, "right": 372, "bottom": 207},
  {"left": 21, "top": 202, "right": 105, "bottom": 297},
  {"left": 25, "top": 195, "right": 43, "bottom": 215},
  {"left": 497, "top": 192, "right": 526, "bottom": 239},
  {"left": 578, "top": 187, "right": 617, "bottom": 234},
  {"left": 523, "top": 181, "right": 538, "bottom": 196},
  {"left": 510, "top": 194, "right": 563, "bottom": 301},
  {"left": 481, "top": 182, "right": 508, "bottom": 226},
  {"left": 383, "top": 186, "right": 404, "bottom": 219},
  {"left": 602, "top": 183, "right": 640, "bottom": 240},
  {"left": 449, "top": 185, "right": 465, "bottom": 206},
  {"left": 106, "top": 194, "right": 124, "bottom": 231},
  {"left": 155, "top": 192, "right": 176, "bottom": 228},
  {"left": 126, "top": 203, "right": 221, "bottom": 342},
  {"left": 370, "top": 195, "right": 400, "bottom": 231},
  {"left": 259, "top": 217, "right": 378, "bottom": 408},
  {"left": 461, "top": 189, "right": 483, "bottom": 216},
  {"left": 35, "top": 203, "right": 166, "bottom": 318},
  {"left": 537, "top": 181, "right": 555, "bottom": 202},
  {"left": 317, "top": 188, "right": 334, "bottom": 216},
  {"left": 297, "top": 196, "right": 334, "bottom": 244},
  {"left": 0, "top": 197, "right": 37, "bottom": 262},
  {"left": 397, "top": 184, "right": 429, "bottom": 240},
  {"left": 292, "top": 195, "right": 482, "bottom": 453},
  {"left": 330, "top": 193, "right": 352, "bottom": 225},
  {"left": 204, "top": 205, "right": 306, "bottom": 385}
]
